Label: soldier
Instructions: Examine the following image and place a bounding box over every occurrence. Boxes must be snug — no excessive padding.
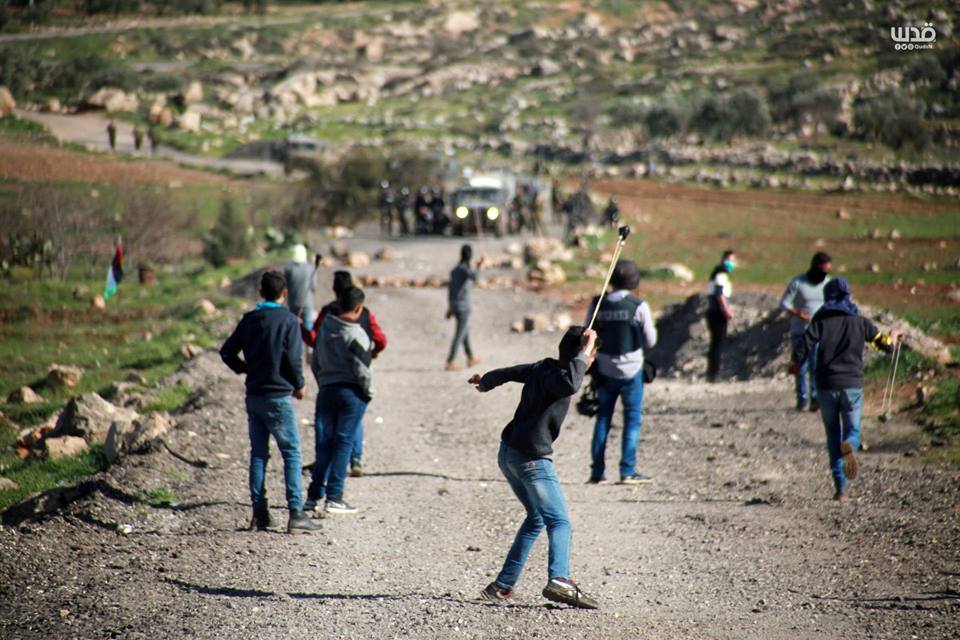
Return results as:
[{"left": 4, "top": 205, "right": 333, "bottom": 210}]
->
[
  {"left": 395, "top": 187, "right": 411, "bottom": 235},
  {"left": 602, "top": 197, "right": 620, "bottom": 228},
  {"left": 379, "top": 180, "right": 395, "bottom": 236}
]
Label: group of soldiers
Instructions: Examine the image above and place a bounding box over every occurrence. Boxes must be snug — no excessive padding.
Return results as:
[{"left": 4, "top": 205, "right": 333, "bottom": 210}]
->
[
  {"left": 553, "top": 180, "right": 620, "bottom": 238},
  {"left": 105, "top": 120, "right": 160, "bottom": 155},
  {"left": 378, "top": 183, "right": 448, "bottom": 236}
]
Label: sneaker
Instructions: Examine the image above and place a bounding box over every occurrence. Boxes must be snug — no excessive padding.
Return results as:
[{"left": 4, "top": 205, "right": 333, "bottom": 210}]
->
[
  {"left": 445, "top": 361, "right": 463, "bottom": 371},
  {"left": 350, "top": 462, "right": 364, "bottom": 478},
  {"left": 542, "top": 578, "right": 599, "bottom": 610},
  {"left": 467, "top": 356, "right": 482, "bottom": 368},
  {"left": 324, "top": 499, "right": 359, "bottom": 515},
  {"left": 287, "top": 510, "right": 322, "bottom": 534},
  {"left": 619, "top": 474, "right": 654, "bottom": 485},
  {"left": 809, "top": 400, "right": 820, "bottom": 413},
  {"left": 796, "top": 400, "right": 807, "bottom": 412},
  {"left": 840, "top": 440, "right": 858, "bottom": 481},
  {"left": 479, "top": 581, "right": 513, "bottom": 602},
  {"left": 586, "top": 476, "right": 607, "bottom": 485}
]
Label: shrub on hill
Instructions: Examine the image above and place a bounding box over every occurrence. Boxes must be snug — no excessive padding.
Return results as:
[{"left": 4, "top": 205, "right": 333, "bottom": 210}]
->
[{"left": 853, "top": 91, "right": 929, "bottom": 151}]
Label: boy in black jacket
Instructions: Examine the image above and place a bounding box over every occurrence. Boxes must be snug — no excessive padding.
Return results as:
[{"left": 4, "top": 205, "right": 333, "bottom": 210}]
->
[
  {"left": 220, "top": 271, "right": 320, "bottom": 534},
  {"left": 792, "top": 278, "right": 899, "bottom": 502},
  {"left": 468, "top": 326, "right": 600, "bottom": 609}
]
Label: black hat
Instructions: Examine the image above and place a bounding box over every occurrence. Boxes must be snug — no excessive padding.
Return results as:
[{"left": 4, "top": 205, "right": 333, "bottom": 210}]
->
[{"left": 610, "top": 259, "right": 640, "bottom": 290}]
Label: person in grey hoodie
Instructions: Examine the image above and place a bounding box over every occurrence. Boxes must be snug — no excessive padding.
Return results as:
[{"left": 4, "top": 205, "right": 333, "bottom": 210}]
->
[
  {"left": 305, "top": 286, "right": 373, "bottom": 515},
  {"left": 445, "top": 243, "right": 481, "bottom": 371}
]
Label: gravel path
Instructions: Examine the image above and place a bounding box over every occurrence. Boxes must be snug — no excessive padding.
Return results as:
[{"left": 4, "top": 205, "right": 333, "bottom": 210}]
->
[{"left": 1, "top": 233, "right": 957, "bottom": 640}]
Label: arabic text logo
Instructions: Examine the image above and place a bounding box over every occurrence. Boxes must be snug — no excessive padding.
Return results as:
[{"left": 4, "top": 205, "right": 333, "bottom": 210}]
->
[{"left": 890, "top": 23, "right": 936, "bottom": 50}]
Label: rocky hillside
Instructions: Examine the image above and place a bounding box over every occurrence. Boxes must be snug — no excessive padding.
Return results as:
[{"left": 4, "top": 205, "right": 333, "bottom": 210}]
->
[{"left": 2, "top": 0, "right": 959, "bottom": 192}]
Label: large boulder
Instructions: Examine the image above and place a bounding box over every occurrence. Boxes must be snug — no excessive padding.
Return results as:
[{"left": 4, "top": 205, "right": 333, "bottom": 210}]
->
[
  {"left": 47, "top": 364, "right": 84, "bottom": 388},
  {"left": 443, "top": 10, "right": 480, "bottom": 35},
  {"left": 43, "top": 435, "right": 89, "bottom": 460},
  {"left": 104, "top": 411, "right": 175, "bottom": 463},
  {"left": 183, "top": 80, "right": 204, "bottom": 104},
  {"left": 51, "top": 393, "right": 139, "bottom": 445},
  {"left": 177, "top": 109, "right": 201, "bottom": 133},
  {"left": 523, "top": 237, "right": 572, "bottom": 264},
  {"left": 86, "top": 87, "right": 139, "bottom": 113},
  {"left": 0, "top": 86, "right": 16, "bottom": 118},
  {"left": 7, "top": 386, "right": 43, "bottom": 405},
  {"left": 345, "top": 252, "right": 371, "bottom": 268}
]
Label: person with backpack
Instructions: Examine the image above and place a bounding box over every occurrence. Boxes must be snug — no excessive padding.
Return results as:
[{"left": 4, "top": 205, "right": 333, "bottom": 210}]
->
[
  {"left": 302, "top": 271, "right": 386, "bottom": 478},
  {"left": 583, "top": 259, "right": 658, "bottom": 485},
  {"left": 219, "top": 271, "right": 321, "bottom": 534},
  {"left": 791, "top": 278, "right": 900, "bottom": 502}
]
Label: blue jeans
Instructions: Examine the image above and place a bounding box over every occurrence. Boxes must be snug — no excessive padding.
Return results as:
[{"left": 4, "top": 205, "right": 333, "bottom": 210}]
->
[
  {"left": 591, "top": 372, "right": 645, "bottom": 480},
  {"left": 495, "top": 443, "right": 572, "bottom": 589},
  {"left": 246, "top": 394, "right": 303, "bottom": 512},
  {"left": 307, "top": 384, "right": 367, "bottom": 502},
  {"left": 791, "top": 334, "right": 818, "bottom": 406},
  {"left": 818, "top": 388, "right": 863, "bottom": 495},
  {"left": 446, "top": 309, "right": 473, "bottom": 363},
  {"left": 352, "top": 420, "right": 364, "bottom": 465}
]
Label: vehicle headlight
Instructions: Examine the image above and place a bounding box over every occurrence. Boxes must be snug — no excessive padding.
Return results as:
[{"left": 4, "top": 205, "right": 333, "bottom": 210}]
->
[
  {"left": 455, "top": 205, "right": 469, "bottom": 219},
  {"left": 486, "top": 206, "right": 500, "bottom": 221}
]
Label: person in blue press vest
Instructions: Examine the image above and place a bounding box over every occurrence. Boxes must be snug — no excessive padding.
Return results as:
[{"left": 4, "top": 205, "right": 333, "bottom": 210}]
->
[{"left": 584, "top": 259, "right": 658, "bottom": 485}]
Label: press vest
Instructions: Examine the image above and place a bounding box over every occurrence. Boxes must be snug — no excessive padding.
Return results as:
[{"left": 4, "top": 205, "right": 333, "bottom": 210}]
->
[{"left": 593, "top": 295, "right": 644, "bottom": 355}]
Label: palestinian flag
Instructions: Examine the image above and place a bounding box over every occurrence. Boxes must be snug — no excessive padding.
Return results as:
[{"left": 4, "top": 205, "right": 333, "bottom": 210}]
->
[{"left": 104, "top": 241, "right": 124, "bottom": 300}]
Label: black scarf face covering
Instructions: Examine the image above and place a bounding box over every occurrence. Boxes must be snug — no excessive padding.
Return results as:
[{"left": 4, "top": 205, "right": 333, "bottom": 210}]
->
[{"left": 807, "top": 268, "right": 828, "bottom": 285}]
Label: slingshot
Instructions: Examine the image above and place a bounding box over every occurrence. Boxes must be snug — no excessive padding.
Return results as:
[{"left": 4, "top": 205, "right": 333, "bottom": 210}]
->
[
  {"left": 878, "top": 340, "right": 903, "bottom": 423},
  {"left": 587, "top": 225, "right": 631, "bottom": 331}
]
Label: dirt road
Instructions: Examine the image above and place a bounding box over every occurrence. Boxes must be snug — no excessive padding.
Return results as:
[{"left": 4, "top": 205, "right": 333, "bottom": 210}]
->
[
  {"left": 1, "top": 232, "right": 957, "bottom": 639},
  {"left": 15, "top": 110, "right": 284, "bottom": 177}
]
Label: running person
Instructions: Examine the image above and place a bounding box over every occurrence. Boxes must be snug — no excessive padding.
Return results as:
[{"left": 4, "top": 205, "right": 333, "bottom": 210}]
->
[
  {"left": 469, "top": 327, "right": 601, "bottom": 609},
  {"left": 780, "top": 252, "right": 832, "bottom": 411},
  {"left": 792, "top": 278, "right": 899, "bottom": 502}
]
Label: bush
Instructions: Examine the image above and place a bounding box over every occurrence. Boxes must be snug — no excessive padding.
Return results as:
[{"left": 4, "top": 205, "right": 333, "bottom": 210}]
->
[
  {"left": 767, "top": 72, "right": 841, "bottom": 132},
  {"left": 690, "top": 94, "right": 733, "bottom": 141},
  {"left": 852, "top": 91, "right": 929, "bottom": 151},
  {"left": 903, "top": 54, "right": 947, "bottom": 87},
  {"left": 203, "top": 199, "right": 256, "bottom": 267},
  {"left": 288, "top": 147, "right": 439, "bottom": 230},
  {"left": 644, "top": 104, "right": 683, "bottom": 138},
  {"left": 725, "top": 88, "right": 771, "bottom": 137}
]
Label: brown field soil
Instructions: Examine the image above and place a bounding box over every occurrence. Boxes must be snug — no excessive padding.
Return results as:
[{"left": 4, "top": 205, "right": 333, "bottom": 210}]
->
[{"left": 0, "top": 140, "right": 233, "bottom": 186}]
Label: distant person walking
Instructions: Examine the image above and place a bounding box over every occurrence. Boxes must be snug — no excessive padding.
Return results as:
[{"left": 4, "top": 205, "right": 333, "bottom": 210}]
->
[
  {"left": 148, "top": 125, "right": 160, "bottom": 155},
  {"left": 305, "top": 286, "right": 374, "bottom": 515},
  {"left": 791, "top": 278, "right": 899, "bottom": 502},
  {"left": 469, "top": 326, "right": 600, "bottom": 609},
  {"left": 106, "top": 120, "right": 117, "bottom": 151},
  {"left": 219, "top": 271, "right": 320, "bottom": 534},
  {"left": 302, "top": 271, "right": 387, "bottom": 478},
  {"left": 133, "top": 125, "right": 145, "bottom": 152},
  {"left": 283, "top": 244, "right": 315, "bottom": 330},
  {"left": 705, "top": 249, "right": 735, "bottom": 382},
  {"left": 780, "top": 252, "right": 832, "bottom": 411},
  {"left": 446, "top": 244, "right": 481, "bottom": 371},
  {"left": 584, "top": 260, "right": 658, "bottom": 485}
]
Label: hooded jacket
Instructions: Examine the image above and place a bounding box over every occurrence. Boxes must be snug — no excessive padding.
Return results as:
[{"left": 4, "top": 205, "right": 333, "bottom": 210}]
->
[{"left": 311, "top": 313, "right": 374, "bottom": 400}]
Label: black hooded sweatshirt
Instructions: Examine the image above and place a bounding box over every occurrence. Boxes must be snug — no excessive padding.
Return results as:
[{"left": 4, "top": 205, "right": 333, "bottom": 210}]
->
[{"left": 794, "top": 309, "right": 888, "bottom": 390}]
